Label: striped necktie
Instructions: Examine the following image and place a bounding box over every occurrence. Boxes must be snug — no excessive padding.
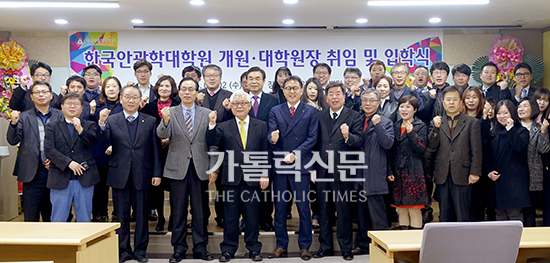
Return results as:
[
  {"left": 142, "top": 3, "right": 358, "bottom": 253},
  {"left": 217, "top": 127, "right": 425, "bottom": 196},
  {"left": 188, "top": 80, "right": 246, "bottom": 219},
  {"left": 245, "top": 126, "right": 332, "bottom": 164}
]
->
[{"left": 185, "top": 109, "right": 193, "bottom": 136}]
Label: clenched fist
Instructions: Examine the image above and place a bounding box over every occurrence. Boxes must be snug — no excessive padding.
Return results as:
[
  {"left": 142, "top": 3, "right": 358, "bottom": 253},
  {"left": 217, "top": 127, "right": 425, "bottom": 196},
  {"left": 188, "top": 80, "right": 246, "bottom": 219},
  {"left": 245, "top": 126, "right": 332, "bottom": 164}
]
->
[
  {"left": 372, "top": 114, "right": 381, "bottom": 126},
  {"left": 208, "top": 110, "right": 217, "bottom": 125},
  {"left": 197, "top": 92, "right": 205, "bottom": 104},
  {"left": 99, "top": 108, "right": 111, "bottom": 125},
  {"left": 89, "top": 100, "right": 96, "bottom": 114},
  {"left": 340, "top": 123, "right": 349, "bottom": 139},
  {"left": 271, "top": 130, "right": 280, "bottom": 144},
  {"left": 222, "top": 98, "right": 231, "bottom": 110},
  {"left": 161, "top": 107, "right": 171, "bottom": 124},
  {"left": 11, "top": 110, "right": 20, "bottom": 125},
  {"left": 433, "top": 116, "right": 442, "bottom": 128}
]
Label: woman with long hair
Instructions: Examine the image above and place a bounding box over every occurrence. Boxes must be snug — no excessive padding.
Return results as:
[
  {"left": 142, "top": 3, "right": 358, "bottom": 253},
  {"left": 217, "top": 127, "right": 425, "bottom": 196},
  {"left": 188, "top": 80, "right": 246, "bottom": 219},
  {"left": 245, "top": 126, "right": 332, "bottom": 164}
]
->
[
  {"left": 461, "top": 86, "right": 484, "bottom": 119},
  {"left": 270, "top": 66, "right": 291, "bottom": 104},
  {"left": 301, "top": 77, "right": 328, "bottom": 111}
]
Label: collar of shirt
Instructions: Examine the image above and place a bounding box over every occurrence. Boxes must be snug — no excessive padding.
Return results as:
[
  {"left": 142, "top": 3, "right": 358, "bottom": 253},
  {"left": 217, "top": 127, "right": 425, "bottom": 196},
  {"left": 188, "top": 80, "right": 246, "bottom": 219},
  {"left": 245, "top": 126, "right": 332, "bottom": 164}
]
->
[
  {"left": 65, "top": 118, "right": 74, "bottom": 124},
  {"left": 235, "top": 115, "right": 250, "bottom": 126},
  {"left": 181, "top": 103, "right": 196, "bottom": 113},
  {"left": 330, "top": 106, "right": 344, "bottom": 119},
  {"left": 35, "top": 107, "right": 52, "bottom": 118},
  {"left": 287, "top": 100, "right": 301, "bottom": 110},
  {"left": 123, "top": 110, "right": 139, "bottom": 120},
  {"left": 446, "top": 112, "right": 461, "bottom": 121},
  {"left": 86, "top": 88, "right": 100, "bottom": 95},
  {"left": 208, "top": 86, "right": 221, "bottom": 95},
  {"left": 249, "top": 91, "right": 263, "bottom": 100},
  {"left": 380, "top": 97, "right": 389, "bottom": 107}
]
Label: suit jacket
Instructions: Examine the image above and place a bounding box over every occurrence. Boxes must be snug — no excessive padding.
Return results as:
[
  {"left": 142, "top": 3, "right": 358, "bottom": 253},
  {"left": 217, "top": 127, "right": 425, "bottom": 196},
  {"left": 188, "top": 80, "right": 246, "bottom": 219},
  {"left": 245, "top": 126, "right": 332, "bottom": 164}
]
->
[
  {"left": 525, "top": 122, "right": 550, "bottom": 191},
  {"left": 207, "top": 117, "right": 270, "bottom": 186},
  {"left": 268, "top": 102, "right": 318, "bottom": 174},
  {"left": 9, "top": 86, "right": 60, "bottom": 112},
  {"left": 428, "top": 112, "right": 482, "bottom": 186},
  {"left": 315, "top": 107, "right": 363, "bottom": 181},
  {"left": 249, "top": 92, "right": 279, "bottom": 124},
  {"left": 199, "top": 88, "right": 233, "bottom": 123},
  {"left": 344, "top": 95, "right": 361, "bottom": 112},
  {"left": 44, "top": 119, "right": 100, "bottom": 189},
  {"left": 6, "top": 107, "right": 64, "bottom": 182},
  {"left": 157, "top": 105, "right": 218, "bottom": 181},
  {"left": 51, "top": 94, "right": 93, "bottom": 121},
  {"left": 484, "top": 83, "right": 514, "bottom": 104},
  {"left": 102, "top": 112, "right": 162, "bottom": 190}
]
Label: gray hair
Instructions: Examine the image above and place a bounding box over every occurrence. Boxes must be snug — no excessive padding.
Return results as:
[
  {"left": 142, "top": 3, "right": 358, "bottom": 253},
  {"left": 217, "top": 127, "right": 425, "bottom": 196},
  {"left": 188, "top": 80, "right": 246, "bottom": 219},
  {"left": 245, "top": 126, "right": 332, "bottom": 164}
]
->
[
  {"left": 361, "top": 88, "right": 381, "bottom": 100},
  {"left": 229, "top": 90, "right": 251, "bottom": 101},
  {"left": 390, "top": 62, "right": 410, "bottom": 75}
]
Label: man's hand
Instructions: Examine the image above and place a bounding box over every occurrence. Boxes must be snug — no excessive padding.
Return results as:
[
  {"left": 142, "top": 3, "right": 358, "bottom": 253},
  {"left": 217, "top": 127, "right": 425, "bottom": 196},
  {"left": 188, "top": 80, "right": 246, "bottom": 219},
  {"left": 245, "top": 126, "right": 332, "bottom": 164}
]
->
[
  {"left": 542, "top": 119, "right": 549, "bottom": 134},
  {"left": 409, "top": 76, "right": 417, "bottom": 91},
  {"left": 468, "top": 174, "right": 480, "bottom": 184},
  {"left": 372, "top": 114, "right": 381, "bottom": 126},
  {"left": 271, "top": 130, "right": 279, "bottom": 144},
  {"left": 222, "top": 98, "right": 231, "bottom": 110},
  {"left": 429, "top": 89, "right": 437, "bottom": 99},
  {"left": 283, "top": 152, "right": 296, "bottom": 164},
  {"left": 489, "top": 171, "right": 500, "bottom": 181},
  {"left": 498, "top": 74, "right": 509, "bottom": 90},
  {"left": 99, "top": 108, "right": 111, "bottom": 125},
  {"left": 433, "top": 116, "right": 442, "bottom": 128},
  {"left": 260, "top": 177, "right": 269, "bottom": 189},
  {"left": 68, "top": 161, "right": 85, "bottom": 176},
  {"left": 387, "top": 175, "right": 395, "bottom": 181},
  {"left": 362, "top": 78, "right": 370, "bottom": 88},
  {"left": 157, "top": 73, "right": 164, "bottom": 79},
  {"left": 197, "top": 92, "right": 205, "bottom": 104},
  {"left": 209, "top": 110, "right": 217, "bottom": 125},
  {"left": 126, "top": 81, "right": 135, "bottom": 87},
  {"left": 483, "top": 101, "right": 491, "bottom": 120},
  {"left": 11, "top": 110, "right": 20, "bottom": 125},
  {"left": 89, "top": 100, "right": 96, "bottom": 114},
  {"left": 20, "top": 75, "right": 30, "bottom": 88},
  {"left": 340, "top": 123, "right": 349, "bottom": 139},
  {"left": 161, "top": 138, "right": 170, "bottom": 148},
  {"left": 60, "top": 85, "right": 68, "bottom": 95},
  {"left": 139, "top": 96, "right": 149, "bottom": 109},
  {"left": 208, "top": 171, "right": 218, "bottom": 185},
  {"left": 161, "top": 107, "right": 171, "bottom": 124},
  {"left": 152, "top": 177, "right": 161, "bottom": 186},
  {"left": 105, "top": 145, "right": 113, "bottom": 155},
  {"left": 311, "top": 170, "right": 317, "bottom": 184},
  {"left": 72, "top": 117, "right": 83, "bottom": 134},
  {"left": 44, "top": 159, "right": 50, "bottom": 170}
]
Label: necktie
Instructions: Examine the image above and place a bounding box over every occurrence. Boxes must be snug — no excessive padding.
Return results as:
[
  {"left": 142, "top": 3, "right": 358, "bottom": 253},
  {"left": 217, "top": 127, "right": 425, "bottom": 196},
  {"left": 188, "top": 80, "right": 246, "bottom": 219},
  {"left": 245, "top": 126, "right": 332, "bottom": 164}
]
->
[
  {"left": 210, "top": 91, "right": 215, "bottom": 97},
  {"left": 290, "top": 106, "right": 295, "bottom": 117},
  {"left": 239, "top": 120, "right": 246, "bottom": 149},
  {"left": 483, "top": 89, "right": 487, "bottom": 97},
  {"left": 252, "top": 96, "right": 259, "bottom": 117},
  {"left": 68, "top": 123, "right": 75, "bottom": 138},
  {"left": 521, "top": 88, "right": 528, "bottom": 99},
  {"left": 185, "top": 109, "right": 193, "bottom": 136},
  {"left": 332, "top": 112, "right": 338, "bottom": 120},
  {"left": 363, "top": 117, "right": 370, "bottom": 133},
  {"left": 127, "top": 115, "right": 135, "bottom": 122}
]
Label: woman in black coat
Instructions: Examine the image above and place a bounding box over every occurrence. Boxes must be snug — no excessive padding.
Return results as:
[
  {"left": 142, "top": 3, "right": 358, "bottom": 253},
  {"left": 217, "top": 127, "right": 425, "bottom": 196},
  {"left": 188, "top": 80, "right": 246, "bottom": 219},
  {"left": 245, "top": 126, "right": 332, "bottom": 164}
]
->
[
  {"left": 482, "top": 99, "right": 530, "bottom": 221},
  {"left": 389, "top": 95, "right": 428, "bottom": 230},
  {"left": 141, "top": 75, "right": 180, "bottom": 231}
]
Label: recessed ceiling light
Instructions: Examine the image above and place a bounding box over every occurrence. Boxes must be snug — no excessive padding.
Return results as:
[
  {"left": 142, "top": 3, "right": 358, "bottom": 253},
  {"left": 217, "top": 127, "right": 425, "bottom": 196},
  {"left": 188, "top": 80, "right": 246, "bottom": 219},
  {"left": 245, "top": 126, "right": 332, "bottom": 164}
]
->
[
  {"left": 356, "top": 18, "right": 368, "bottom": 24},
  {"left": 429, "top": 17, "right": 441, "bottom": 23},
  {"left": 282, "top": 19, "right": 294, "bottom": 25},
  {"left": 284, "top": 0, "right": 298, "bottom": 4},
  {"left": 368, "top": 0, "right": 488, "bottom": 6},
  {"left": 0, "top": 1, "right": 119, "bottom": 8},
  {"left": 55, "top": 19, "right": 68, "bottom": 24},
  {"left": 189, "top": 0, "right": 205, "bottom": 5},
  {"left": 131, "top": 19, "right": 144, "bottom": 24},
  {"left": 207, "top": 19, "right": 219, "bottom": 24}
]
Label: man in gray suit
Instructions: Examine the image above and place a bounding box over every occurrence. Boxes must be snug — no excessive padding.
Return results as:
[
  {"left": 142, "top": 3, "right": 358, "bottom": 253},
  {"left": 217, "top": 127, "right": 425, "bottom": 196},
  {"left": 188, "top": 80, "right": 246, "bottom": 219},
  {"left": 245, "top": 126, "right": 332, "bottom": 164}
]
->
[
  {"left": 428, "top": 85, "right": 482, "bottom": 222},
  {"left": 158, "top": 77, "right": 218, "bottom": 262}
]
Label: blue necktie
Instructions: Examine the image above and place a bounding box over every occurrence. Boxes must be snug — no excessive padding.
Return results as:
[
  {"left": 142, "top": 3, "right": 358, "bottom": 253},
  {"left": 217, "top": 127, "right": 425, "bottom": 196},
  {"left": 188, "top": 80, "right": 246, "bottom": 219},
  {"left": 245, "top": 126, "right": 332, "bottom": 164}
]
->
[{"left": 521, "top": 89, "right": 528, "bottom": 99}]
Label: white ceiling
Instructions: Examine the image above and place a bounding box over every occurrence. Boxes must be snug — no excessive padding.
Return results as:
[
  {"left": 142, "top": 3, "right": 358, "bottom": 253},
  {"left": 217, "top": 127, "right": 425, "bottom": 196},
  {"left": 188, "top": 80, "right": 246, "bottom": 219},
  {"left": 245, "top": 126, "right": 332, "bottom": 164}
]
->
[{"left": 1, "top": 0, "right": 550, "bottom": 32}]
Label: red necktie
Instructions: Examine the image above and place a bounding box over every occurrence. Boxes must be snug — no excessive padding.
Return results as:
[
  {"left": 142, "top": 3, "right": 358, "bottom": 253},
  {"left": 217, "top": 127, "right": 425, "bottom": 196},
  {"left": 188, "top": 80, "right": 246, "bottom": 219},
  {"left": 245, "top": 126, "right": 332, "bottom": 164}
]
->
[
  {"left": 290, "top": 106, "right": 295, "bottom": 117},
  {"left": 363, "top": 117, "right": 370, "bottom": 133},
  {"left": 209, "top": 91, "right": 215, "bottom": 96}
]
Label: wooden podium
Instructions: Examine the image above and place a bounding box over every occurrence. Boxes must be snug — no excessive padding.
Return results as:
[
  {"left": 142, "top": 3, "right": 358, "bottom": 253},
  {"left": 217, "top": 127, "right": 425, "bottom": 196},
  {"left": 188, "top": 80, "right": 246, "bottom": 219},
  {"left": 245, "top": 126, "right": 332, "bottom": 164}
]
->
[{"left": 0, "top": 222, "right": 119, "bottom": 263}]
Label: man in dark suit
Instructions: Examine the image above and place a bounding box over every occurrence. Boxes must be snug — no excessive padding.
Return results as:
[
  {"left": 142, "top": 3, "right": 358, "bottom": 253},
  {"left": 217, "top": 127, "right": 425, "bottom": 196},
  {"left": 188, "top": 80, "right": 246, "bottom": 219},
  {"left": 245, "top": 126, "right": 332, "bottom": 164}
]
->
[
  {"left": 428, "top": 86, "right": 482, "bottom": 222},
  {"left": 53, "top": 76, "right": 94, "bottom": 121},
  {"left": 247, "top": 66, "right": 279, "bottom": 231},
  {"left": 198, "top": 63, "right": 233, "bottom": 228},
  {"left": 45, "top": 92, "right": 99, "bottom": 222},
  {"left": 512, "top": 62, "right": 538, "bottom": 102},
  {"left": 206, "top": 90, "right": 270, "bottom": 262},
  {"left": 313, "top": 82, "right": 363, "bottom": 261},
  {"left": 479, "top": 62, "right": 514, "bottom": 104},
  {"left": 82, "top": 64, "right": 102, "bottom": 103},
  {"left": 7, "top": 81, "right": 64, "bottom": 222},
  {"left": 268, "top": 75, "right": 318, "bottom": 260},
  {"left": 343, "top": 67, "right": 363, "bottom": 112},
  {"left": 9, "top": 62, "right": 60, "bottom": 112},
  {"left": 98, "top": 85, "right": 162, "bottom": 263},
  {"left": 157, "top": 77, "right": 217, "bottom": 262}
]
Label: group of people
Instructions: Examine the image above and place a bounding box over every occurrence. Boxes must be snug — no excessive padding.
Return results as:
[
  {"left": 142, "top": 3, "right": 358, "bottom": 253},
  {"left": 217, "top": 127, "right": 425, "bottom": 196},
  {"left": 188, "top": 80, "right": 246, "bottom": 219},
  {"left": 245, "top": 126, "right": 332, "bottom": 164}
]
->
[{"left": 7, "top": 57, "right": 550, "bottom": 263}]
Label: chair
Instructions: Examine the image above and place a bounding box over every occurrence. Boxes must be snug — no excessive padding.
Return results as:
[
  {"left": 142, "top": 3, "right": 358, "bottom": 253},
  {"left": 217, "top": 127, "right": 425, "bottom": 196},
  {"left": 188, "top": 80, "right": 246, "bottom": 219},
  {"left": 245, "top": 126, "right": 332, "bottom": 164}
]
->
[{"left": 398, "top": 221, "right": 523, "bottom": 263}]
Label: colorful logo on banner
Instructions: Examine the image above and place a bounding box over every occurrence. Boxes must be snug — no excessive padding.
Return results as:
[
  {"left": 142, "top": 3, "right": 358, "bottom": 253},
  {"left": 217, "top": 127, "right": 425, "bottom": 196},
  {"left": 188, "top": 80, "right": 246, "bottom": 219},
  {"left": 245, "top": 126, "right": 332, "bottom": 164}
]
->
[
  {"left": 407, "top": 36, "right": 442, "bottom": 72},
  {"left": 70, "top": 32, "right": 117, "bottom": 79}
]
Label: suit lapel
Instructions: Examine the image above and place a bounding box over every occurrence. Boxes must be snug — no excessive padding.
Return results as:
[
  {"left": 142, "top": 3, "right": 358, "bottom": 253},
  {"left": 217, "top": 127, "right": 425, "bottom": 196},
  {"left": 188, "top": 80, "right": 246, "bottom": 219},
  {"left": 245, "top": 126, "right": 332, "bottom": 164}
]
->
[
  {"left": 133, "top": 114, "right": 148, "bottom": 147},
  {"left": 28, "top": 110, "right": 40, "bottom": 141},
  {"left": 229, "top": 119, "right": 245, "bottom": 151},
  {"left": 280, "top": 104, "right": 292, "bottom": 133},
  {"left": 174, "top": 105, "right": 190, "bottom": 141},
  {"left": 115, "top": 114, "right": 133, "bottom": 147},
  {"left": 451, "top": 114, "right": 466, "bottom": 142},
  {"left": 191, "top": 107, "right": 205, "bottom": 141},
  {"left": 285, "top": 103, "right": 305, "bottom": 136},
  {"left": 440, "top": 114, "right": 451, "bottom": 140},
  {"left": 330, "top": 108, "right": 348, "bottom": 136}
]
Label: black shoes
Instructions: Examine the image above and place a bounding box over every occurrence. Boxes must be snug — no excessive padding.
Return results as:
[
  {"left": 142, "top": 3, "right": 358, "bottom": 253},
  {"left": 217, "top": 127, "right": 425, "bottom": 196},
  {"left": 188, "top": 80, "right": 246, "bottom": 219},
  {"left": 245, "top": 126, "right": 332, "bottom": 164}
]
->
[
  {"left": 119, "top": 253, "right": 132, "bottom": 263},
  {"left": 135, "top": 255, "right": 148, "bottom": 263},
  {"left": 351, "top": 246, "right": 369, "bottom": 255},
  {"left": 155, "top": 217, "right": 165, "bottom": 232},
  {"left": 342, "top": 251, "right": 354, "bottom": 261},
  {"left": 193, "top": 251, "right": 214, "bottom": 261},
  {"left": 169, "top": 253, "right": 185, "bottom": 263},
  {"left": 313, "top": 248, "right": 334, "bottom": 258},
  {"left": 219, "top": 252, "right": 232, "bottom": 262},
  {"left": 250, "top": 251, "right": 263, "bottom": 261},
  {"left": 148, "top": 210, "right": 158, "bottom": 221}
]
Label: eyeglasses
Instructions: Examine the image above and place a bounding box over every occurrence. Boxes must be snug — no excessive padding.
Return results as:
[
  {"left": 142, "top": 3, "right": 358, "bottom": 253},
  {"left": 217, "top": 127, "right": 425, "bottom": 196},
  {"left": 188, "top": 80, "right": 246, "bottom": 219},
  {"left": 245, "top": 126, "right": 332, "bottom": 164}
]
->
[
  {"left": 515, "top": 72, "right": 531, "bottom": 78},
  {"left": 344, "top": 76, "right": 360, "bottom": 80},
  {"left": 314, "top": 71, "right": 329, "bottom": 75},
  {"left": 84, "top": 72, "right": 100, "bottom": 77},
  {"left": 179, "top": 87, "right": 196, "bottom": 92},
  {"left": 135, "top": 70, "right": 150, "bottom": 75},
  {"left": 414, "top": 72, "right": 428, "bottom": 76},
  {"left": 122, "top": 95, "right": 140, "bottom": 101},
  {"left": 283, "top": 86, "right": 301, "bottom": 91},
  {"left": 231, "top": 101, "right": 250, "bottom": 107},
  {"left": 362, "top": 99, "right": 380, "bottom": 104},
  {"left": 327, "top": 92, "right": 344, "bottom": 97},
  {"left": 32, "top": 90, "right": 51, "bottom": 95},
  {"left": 63, "top": 102, "right": 82, "bottom": 107},
  {"left": 204, "top": 74, "right": 220, "bottom": 79},
  {"left": 34, "top": 73, "right": 50, "bottom": 78},
  {"left": 444, "top": 97, "right": 460, "bottom": 102},
  {"left": 393, "top": 71, "right": 407, "bottom": 76}
]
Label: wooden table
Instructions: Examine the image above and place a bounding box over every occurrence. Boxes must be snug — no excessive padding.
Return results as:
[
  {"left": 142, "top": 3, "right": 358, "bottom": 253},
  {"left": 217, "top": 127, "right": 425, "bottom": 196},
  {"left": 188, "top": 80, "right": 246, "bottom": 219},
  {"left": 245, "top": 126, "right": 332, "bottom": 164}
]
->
[
  {"left": 0, "top": 222, "right": 119, "bottom": 263},
  {"left": 368, "top": 227, "right": 550, "bottom": 263}
]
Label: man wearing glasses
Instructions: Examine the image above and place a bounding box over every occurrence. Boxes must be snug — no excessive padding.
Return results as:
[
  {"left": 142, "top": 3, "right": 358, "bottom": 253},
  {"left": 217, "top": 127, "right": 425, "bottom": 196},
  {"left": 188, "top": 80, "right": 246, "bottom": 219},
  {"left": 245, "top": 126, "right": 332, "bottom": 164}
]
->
[
  {"left": 82, "top": 64, "right": 102, "bottom": 103},
  {"left": 132, "top": 59, "right": 156, "bottom": 105},
  {"left": 313, "top": 62, "right": 332, "bottom": 91},
  {"left": 513, "top": 62, "right": 537, "bottom": 102},
  {"left": 451, "top": 64, "right": 472, "bottom": 94},
  {"left": 10, "top": 62, "right": 60, "bottom": 111},
  {"left": 7, "top": 81, "right": 64, "bottom": 221}
]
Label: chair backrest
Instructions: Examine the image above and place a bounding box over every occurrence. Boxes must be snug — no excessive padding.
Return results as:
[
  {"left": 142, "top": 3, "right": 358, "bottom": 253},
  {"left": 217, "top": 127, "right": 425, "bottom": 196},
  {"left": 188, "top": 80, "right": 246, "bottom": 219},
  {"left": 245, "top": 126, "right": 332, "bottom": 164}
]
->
[{"left": 419, "top": 221, "right": 523, "bottom": 263}]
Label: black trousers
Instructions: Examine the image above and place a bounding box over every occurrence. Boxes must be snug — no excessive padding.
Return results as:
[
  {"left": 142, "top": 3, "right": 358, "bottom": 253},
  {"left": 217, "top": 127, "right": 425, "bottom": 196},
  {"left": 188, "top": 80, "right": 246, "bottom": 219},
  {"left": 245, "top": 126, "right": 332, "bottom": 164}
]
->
[
  {"left": 214, "top": 165, "right": 225, "bottom": 224},
  {"left": 112, "top": 174, "right": 149, "bottom": 258},
  {"left": 220, "top": 180, "right": 262, "bottom": 255},
  {"left": 23, "top": 167, "right": 51, "bottom": 222},
  {"left": 92, "top": 166, "right": 109, "bottom": 217},
  {"left": 258, "top": 180, "right": 274, "bottom": 226},
  {"left": 316, "top": 180, "right": 354, "bottom": 252},
  {"left": 355, "top": 194, "right": 388, "bottom": 249},
  {"left": 170, "top": 162, "right": 209, "bottom": 254},
  {"left": 437, "top": 174, "right": 472, "bottom": 222}
]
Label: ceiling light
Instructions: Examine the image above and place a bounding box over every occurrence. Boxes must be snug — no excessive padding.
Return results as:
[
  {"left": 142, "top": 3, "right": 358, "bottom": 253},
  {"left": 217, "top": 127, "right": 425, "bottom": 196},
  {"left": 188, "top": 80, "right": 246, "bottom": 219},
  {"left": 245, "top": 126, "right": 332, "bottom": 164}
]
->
[
  {"left": 189, "top": 0, "right": 205, "bottom": 5},
  {"left": 131, "top": 19, "right": 144, "bottom": 24},
  {"left": 368, "top": 0, "right": 488, "bottom": 6},
  {"left": 55, "top": 19, "right": 68, "bottom": 24},
  {"left": 356, "top": 18, "right": 368, "bottom": 24},
  {"left": 284, "top": 0, "right": 298, "bottom": 4},
  {"left": 282, "top": 19, "right": 294, "bottom": 25},
  {"left": 429, "top": 17, "right": 441, "bottom": 23},
  {"left": 207, "top": 19, "right": 219, "bottom": 24},
  {"left": 0, "top": 1, "right": 119, "bottom": 8}
]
